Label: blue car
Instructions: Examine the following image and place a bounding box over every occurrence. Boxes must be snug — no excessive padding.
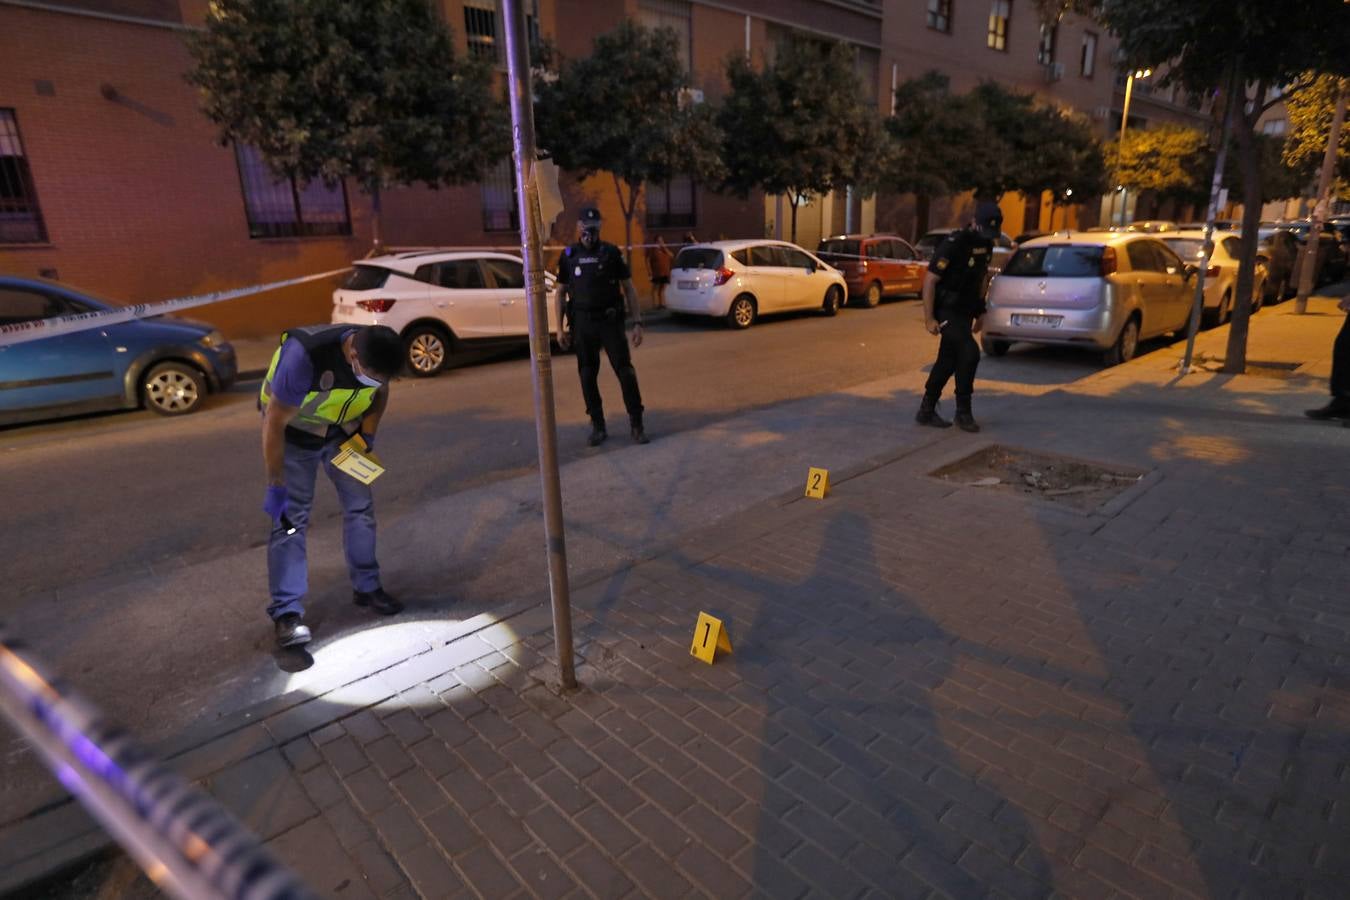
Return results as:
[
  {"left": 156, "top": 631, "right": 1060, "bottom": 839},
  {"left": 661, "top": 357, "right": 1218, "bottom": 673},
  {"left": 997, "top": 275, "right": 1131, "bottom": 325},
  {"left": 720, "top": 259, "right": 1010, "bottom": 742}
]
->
[{"left": 0, "top": 275, "right": 237, "bottom": 426}]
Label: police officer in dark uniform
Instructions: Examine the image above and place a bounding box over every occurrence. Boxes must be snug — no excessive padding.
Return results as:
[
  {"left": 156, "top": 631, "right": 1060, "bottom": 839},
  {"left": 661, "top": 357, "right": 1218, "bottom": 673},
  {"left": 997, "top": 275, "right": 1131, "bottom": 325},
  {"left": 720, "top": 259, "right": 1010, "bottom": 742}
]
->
[
  {"left": 916, "top": 200, "right": 1003, "bottom": 433},
  {"left": 556, "top": 206, "right": 648, "bottom": 446}
]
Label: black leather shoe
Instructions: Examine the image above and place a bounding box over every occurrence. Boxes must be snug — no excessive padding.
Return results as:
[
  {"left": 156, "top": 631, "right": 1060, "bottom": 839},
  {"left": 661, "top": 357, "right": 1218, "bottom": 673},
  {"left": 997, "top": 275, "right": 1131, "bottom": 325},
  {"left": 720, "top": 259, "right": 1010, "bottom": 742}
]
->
[
  {"left": 631, "top": 423, "right": 650, "bottom": 444},
  {"left": 275, "top": 613, "right": 312, "bottom": 648},
  {"left": 354, "top": 588, "right": 403, "bottom": 616},
  {"left": 915, "top": 400, "right": 952, "bottom": 428},
  {"left": 954, "top": 410, "right": 981, "bottom": 433},
  {"left": 1305, "top": 400, "right": 1350, "bottom": 420},
  {"left": 587, "top": 422, "right": 608, "bottom": 446}
]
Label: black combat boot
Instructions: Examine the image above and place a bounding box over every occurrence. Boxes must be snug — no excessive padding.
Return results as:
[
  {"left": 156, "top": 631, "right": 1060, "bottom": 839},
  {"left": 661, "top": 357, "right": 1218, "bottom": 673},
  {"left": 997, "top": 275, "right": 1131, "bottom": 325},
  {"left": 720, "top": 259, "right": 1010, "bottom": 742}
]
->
[
  {"left": 274, "top": 613, "right": 312, "bottom": 648},
  {"left": 630, "top": 417, "right": 650, "bottom": 444},
  {"left": 588, "top": 419, "right": 608, "bottom": 446},
  {"left": 954, "top": 396, "right": 980, "bottom": 433},
  {"left": 915, "top": 394, "right": 952, "bottom": 428},
  {"left": 1305, "top": 397, "right": 1350, "bottom": 420}
]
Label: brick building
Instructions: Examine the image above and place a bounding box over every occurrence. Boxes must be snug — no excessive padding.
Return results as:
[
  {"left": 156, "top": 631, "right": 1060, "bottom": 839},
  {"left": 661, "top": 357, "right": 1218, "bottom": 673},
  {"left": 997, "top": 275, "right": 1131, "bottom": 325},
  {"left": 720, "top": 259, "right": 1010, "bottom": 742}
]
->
[{"left": 2, "top": 0, "right": 1165, "bottom": 338}]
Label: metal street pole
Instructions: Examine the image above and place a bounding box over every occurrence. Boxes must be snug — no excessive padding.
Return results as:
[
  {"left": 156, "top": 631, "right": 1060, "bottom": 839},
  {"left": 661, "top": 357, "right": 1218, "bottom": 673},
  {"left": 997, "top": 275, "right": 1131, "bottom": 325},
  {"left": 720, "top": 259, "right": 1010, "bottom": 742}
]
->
[
  {"left": 1294, "top": 79, "right": 1346, "bottom": 315},
  {"left": 1116, "top": 69, "right": 1151, "bottom": 228},
  {"left": 1181, "top": 68, "right": 1237, "bottom": 374},
  {"left": 502, "top": 0, "right": 576, "bottom": 689}
]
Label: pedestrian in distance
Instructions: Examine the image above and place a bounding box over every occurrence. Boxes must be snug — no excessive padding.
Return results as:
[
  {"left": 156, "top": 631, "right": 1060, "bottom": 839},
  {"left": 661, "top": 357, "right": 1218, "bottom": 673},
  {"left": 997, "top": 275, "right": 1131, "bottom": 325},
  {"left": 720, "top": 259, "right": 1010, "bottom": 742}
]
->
[
  {"left": 916, "top": 200, "right": 1004, "bottom": 433},
  {"left": 1305, "top": 293, "right": 1350, "bottom": 425},
  {"left": 259, "top": 324, "right": 405, "bottom": 648},
  {"left": 646, "top": 235, "right": 673, "bottom": 310},
  {"left": 556, "top": 206, "right": 649, "bottom": 447}
]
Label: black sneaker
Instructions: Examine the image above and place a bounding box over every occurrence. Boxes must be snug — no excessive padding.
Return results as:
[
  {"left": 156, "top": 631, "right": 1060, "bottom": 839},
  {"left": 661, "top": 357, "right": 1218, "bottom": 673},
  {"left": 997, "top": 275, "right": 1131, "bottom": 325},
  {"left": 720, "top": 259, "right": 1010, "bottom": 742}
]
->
[
  {"left": 354, "top": 588, "right": 403, "bottom": 616},
  {"left": 954, "top": 410, "right": 981, "bottom": 433},
  {"left": 587, "top": 422, "right": 608, "bottom": 446},
  {"left": 275, "top": 613, "right": 312, "bottom": 648},
  {"left": 915, "top": 401, "right": 952, "bottom": 428},
  {"left": 1305, "top": 400, "right": 1350, "bottom": 420},
  {"left": 631, "top": 423, "right": 650, "bottom": 444}
]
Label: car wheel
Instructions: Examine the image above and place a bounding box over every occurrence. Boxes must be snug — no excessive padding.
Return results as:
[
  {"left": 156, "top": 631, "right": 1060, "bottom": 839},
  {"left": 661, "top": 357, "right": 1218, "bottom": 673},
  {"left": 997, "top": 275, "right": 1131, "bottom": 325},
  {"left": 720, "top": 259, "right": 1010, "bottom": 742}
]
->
[
  {"left": 726, "top": 294, "right": 756, "bottom": 329},
  {"left": 1202, "top": 291, "right": 1231, "bottom": 328},
  {"left": 821, "top": 286, "right": 843, "bottom": 317},
  {"left": 862, "top": 281, "right": 883, "bottom": 308},
  {"left": 405, "top": 325, "right": 450, "bottom": 377},
  {"left": 1267, "top": 276, "right": 1287, "bottom": 304},
  {"left": 982, "top": 338, "right": 1010, "bottom": 357},
  {"left": 142, "top": 361, "right": 206, "bottom": 416},
  {"left": 1103, "top": 317, "right": 1140, "bottom": 367}
]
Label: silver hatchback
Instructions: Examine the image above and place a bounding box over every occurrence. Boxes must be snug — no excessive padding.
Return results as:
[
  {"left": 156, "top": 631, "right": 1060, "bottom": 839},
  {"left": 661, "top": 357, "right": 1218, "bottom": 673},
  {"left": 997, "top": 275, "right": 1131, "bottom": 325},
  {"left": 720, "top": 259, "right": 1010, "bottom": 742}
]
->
[{"left": 981, "top": 232, "right": 1196, "bottom": 366}]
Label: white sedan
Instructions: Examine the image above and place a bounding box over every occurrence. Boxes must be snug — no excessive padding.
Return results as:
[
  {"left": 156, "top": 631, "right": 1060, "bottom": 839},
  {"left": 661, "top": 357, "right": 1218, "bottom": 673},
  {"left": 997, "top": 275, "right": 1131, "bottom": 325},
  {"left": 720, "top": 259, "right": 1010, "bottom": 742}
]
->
[
  {"left": 665, "top": 240, "right": 847, "bottom": 329},
  {"left": 332, "top": 251, "right": 558, "bottom": 376}
]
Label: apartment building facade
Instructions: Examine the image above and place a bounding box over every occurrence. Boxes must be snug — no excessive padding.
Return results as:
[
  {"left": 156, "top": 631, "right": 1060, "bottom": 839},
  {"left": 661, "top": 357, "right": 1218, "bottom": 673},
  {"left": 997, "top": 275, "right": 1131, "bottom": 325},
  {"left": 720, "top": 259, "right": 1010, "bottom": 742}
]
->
[{"left": 3, "top": 0, "right": 1147, "bottom": 337}]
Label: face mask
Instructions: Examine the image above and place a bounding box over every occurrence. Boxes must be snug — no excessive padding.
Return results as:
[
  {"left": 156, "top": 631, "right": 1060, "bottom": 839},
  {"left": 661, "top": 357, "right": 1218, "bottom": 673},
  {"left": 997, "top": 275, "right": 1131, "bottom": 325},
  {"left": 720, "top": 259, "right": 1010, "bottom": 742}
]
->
[
  {"left": 978, "top": 221, "right": 1002, "bottom": 240},
  {"left": 355, "top": 370, "right": 383, "bottom": 388},
  {"left": 581, "top": 227, "right": 600, "bottom": 246}
]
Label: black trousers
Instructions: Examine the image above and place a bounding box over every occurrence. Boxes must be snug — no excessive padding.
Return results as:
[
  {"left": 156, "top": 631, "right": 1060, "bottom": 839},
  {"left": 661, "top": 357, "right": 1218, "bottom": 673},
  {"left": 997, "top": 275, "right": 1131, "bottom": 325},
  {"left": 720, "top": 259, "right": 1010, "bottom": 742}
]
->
[
  {"left": 573, "top": 311, "right": 644, "bottom": 425},
  {"left": 924, "top": 313, "right": 980, "bottom": 407},
  {"left": 1332, "top": 313, "right": 1350, "bottom": 399}
]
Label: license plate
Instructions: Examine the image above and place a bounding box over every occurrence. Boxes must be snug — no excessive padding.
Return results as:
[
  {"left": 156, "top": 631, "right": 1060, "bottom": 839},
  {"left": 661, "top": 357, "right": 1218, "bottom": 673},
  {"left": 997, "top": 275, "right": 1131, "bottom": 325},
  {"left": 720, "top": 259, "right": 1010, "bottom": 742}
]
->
[
  {"left": 1012, "top": 314, "right": 1063, "bottom": 327},
  {"left": 677, "top": 280, "right": 698, "bottom": 289}
]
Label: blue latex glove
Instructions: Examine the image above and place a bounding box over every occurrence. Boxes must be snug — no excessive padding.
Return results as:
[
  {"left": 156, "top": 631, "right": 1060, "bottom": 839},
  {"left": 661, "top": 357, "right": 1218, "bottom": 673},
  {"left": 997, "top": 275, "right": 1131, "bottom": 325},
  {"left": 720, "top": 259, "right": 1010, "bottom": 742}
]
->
[
  {"left": 360, "top": 432, "right": 375, "bottom": 453},
  {"left": 263, "top": 485, "right": 288, "bottom": 525}
]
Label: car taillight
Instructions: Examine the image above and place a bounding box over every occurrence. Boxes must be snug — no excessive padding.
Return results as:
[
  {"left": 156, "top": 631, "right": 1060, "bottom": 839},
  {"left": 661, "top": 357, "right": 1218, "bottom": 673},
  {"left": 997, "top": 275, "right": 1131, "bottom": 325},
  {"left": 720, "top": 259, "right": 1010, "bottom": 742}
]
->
[
  {"left": 1205, "top": 266, "right": 1220, "bottom": 279},
  {"left": 713, "top": 266, "right": 734, "bottom": 286},
  {"left": 1100, "top": 246, "right": 1118, "bottom": 276},
  {"left": 356, "top": 299, "right": 396, "bottom": 312}
]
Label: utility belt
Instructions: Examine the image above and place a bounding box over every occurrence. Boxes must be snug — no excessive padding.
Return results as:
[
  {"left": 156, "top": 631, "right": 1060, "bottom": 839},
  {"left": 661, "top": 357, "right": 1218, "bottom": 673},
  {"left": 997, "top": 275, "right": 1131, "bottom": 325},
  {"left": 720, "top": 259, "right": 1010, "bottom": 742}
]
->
[{"left": 571, "top": 304, "right": 624, "bottom": 323}]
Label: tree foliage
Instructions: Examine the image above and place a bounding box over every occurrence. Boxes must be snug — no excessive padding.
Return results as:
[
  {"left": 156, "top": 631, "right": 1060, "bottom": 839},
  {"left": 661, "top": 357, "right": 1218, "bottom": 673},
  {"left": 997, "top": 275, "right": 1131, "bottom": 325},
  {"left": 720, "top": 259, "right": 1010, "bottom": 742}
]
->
[
  {"left": 884, "top": 72, "right": 996, "bottom": 199},
  {"left": 1088, "top": 0, "right": 1350, "bottom": 371},
  {"left": 534, "top": 20, "right": 725, "bottom": 256},
  {"left": 1107, "top": 124, "right": 1212, "bottom": 204},
  {"left": 188, "top": 0, "right": 508, "bottom": 197},
  {"left": 1284, "top": 74, "right": 1350, "bottom": 200},
  {"left": 717, "top": 34, "right": 886, "bottom": 241}
]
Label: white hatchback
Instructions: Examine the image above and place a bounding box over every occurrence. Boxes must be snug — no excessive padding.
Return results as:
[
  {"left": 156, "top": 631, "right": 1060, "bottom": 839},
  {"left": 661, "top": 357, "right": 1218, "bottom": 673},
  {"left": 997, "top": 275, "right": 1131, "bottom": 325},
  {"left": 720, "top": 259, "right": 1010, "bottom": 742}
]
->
[
  {"left": 1160, "top": 231, "right": 1267, "bottom": 327},
  {"left": 332, "top": 251, "right": 558, "bottom": 376},
  {"left": 664, "top": 240, "right": 847, "bottom": 329}
]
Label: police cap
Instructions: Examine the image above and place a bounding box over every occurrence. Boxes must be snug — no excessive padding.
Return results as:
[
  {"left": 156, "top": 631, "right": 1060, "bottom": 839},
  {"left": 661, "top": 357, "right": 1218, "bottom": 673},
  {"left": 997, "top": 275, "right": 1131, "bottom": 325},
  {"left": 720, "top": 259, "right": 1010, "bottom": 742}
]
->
[
  {"left": 974, "top": 200, "right": 1003, "bottom": 230},
  {"left": 579, "top": 206, "right": 602, "bottom": 226}
]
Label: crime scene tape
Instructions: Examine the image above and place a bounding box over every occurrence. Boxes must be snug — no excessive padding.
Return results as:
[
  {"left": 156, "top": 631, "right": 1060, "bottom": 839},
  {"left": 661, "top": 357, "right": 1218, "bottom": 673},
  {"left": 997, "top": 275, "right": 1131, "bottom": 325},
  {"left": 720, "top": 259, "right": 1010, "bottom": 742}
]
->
[{"left": 0, "top": 267, "right": 352, "bottom": 349}]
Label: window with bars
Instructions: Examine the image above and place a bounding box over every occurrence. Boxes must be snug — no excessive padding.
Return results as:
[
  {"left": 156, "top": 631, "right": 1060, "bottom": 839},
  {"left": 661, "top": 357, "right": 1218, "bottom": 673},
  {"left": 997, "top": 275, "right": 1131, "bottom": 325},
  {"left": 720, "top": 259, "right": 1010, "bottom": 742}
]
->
[
  {"left": 646, "top": 175, "right": 696, "bottom": 229},
  {"left": 465, "top": 0, "right": 499, "bottom": 63},
  {"left": 926, "top": 0, "right": 951, "bottom": 33},
  {"left": 1080, "top": 31, "right": 1097, "bottom": 77},
  {"left": 987, "top": 0, "right": 1010, "bottom": 51},
  {"left": 481, "top": 159, "right": 519, "bottom": 232},
  {"left": 233, "top": 144, "right": 350, "bottom": 239},
  {"left": 638, "top": 0, "right": 692, "bottom": 74},
  {"left": 1037, "top": 22, "right": 1056, "bottom": 65},
  {"left": 0, "top": 110, "right": 47, "bottom": 244}
]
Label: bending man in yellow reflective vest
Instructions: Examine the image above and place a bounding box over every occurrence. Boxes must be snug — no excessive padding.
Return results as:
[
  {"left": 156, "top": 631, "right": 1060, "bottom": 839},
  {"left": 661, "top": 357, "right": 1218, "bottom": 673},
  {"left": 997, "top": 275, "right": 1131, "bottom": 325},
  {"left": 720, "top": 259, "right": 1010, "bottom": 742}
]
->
[{"left": 259, "top": 324, "right": 405, "bottom": 648}]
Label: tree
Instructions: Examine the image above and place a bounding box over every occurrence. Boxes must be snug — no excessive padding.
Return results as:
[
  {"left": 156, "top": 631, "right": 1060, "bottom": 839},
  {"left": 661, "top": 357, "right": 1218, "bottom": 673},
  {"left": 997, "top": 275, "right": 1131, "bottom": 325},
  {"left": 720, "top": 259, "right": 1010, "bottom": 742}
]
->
[
  {"left": 534, "top": 20, "right": 725, "bottom": 260},
  {"left": 1107, "top": 124, "right": 1213, "bottom": 207},
  {"left": 718, "top": 34, "right": 886, "bottom": 242},
  {"left": 188, "top": 0, "right": 508, "bottom": 250},
  {"left": 884, "top": 72, "right": 1000, "bottom": 234},
  {"left": 1088, "top": 0, "right": 1350, "bottom": 372},
  {"left": 1285, "top": 74, "right": 1350, "bottom": 201}
]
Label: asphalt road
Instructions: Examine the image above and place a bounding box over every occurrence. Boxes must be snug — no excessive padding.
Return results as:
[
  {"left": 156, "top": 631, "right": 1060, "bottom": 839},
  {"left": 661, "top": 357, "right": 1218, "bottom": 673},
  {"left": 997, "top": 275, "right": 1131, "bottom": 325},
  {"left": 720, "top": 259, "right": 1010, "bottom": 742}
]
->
[{"left": 1, "top": 299, "right": 1119, "bottom": 603}]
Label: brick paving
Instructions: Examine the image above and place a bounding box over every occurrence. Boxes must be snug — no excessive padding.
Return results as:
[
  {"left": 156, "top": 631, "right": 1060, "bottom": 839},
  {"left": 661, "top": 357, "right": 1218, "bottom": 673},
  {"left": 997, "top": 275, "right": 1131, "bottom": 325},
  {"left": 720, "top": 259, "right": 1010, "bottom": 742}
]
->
[{"left": 10, "top": 297, "right": 1350, "bottom": 898}]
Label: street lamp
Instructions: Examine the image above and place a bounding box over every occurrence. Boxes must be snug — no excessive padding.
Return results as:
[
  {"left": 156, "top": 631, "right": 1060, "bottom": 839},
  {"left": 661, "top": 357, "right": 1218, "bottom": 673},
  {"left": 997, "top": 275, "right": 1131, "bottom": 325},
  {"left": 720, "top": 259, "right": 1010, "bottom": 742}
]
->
[{"left": 1117, "top": 68, "right": 1152, "bottom": 227}]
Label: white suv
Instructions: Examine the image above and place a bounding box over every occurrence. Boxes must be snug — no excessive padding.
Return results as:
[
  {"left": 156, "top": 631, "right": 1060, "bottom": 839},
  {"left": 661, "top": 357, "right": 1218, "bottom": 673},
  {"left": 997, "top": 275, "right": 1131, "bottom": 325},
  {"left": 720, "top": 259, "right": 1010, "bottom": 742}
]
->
[
  {"left": 332, "top": 251, "right": 558, "bottom": 376},
  {"left": 664, "top": 240, "right": 847, "bottom": 329}
]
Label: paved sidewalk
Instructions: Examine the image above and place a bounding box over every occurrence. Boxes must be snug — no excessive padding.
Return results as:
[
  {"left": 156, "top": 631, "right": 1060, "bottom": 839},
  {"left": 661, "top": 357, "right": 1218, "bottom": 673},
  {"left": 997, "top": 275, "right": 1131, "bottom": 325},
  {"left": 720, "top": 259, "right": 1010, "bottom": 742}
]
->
[{"left": 6, "top": 296, "right": 1350, "bottom": 898}]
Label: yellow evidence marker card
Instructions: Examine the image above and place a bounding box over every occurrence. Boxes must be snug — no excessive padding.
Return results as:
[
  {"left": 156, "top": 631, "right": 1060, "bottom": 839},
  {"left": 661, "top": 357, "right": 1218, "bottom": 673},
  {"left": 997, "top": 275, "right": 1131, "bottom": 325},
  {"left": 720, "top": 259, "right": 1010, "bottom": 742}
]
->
[
  {"left": 331, "top": 435, "right": 385, "bottom": 485},
  {"left": 690, "top": 612, "right": 733, "bottom": 665},
  {"left": 805, "top": 467, "right": 830, "bottom": 499}
]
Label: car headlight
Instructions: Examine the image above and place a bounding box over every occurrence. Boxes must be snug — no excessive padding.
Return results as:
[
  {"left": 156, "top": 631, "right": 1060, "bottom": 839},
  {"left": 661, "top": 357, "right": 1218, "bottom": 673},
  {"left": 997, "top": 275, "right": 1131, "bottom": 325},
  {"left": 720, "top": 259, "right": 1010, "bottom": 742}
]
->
[{"left": 198, "top": 330, "right": 227, "bottom": 349}]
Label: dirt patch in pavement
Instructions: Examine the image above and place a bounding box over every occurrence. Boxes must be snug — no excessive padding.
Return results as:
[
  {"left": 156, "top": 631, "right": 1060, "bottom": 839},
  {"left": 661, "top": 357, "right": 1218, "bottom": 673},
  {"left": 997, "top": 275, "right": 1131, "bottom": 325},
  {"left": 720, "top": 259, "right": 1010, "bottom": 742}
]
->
[{"left": 931, "top": 445, "right": 1148, "bottom": 512}]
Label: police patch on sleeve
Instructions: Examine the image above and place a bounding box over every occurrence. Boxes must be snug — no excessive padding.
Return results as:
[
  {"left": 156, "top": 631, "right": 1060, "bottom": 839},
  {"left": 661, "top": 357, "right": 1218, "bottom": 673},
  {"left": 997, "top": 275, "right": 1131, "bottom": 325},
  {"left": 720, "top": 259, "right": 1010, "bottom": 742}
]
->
[{"left": 935, "top": 258, "right": 949, "bottom": 272}]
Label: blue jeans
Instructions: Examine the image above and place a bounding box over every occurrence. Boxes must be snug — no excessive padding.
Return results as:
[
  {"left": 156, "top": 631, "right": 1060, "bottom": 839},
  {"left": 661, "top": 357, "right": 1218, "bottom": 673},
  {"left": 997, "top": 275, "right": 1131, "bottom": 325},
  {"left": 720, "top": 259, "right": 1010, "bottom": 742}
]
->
[{"left": 267, "top": 434, "right": 381, "bottom": 620}]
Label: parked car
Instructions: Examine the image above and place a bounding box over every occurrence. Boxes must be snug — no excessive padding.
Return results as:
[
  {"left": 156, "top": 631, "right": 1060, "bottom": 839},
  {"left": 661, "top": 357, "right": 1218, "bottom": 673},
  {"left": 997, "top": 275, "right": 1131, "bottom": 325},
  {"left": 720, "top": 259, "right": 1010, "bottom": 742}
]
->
[
  {"left": 816, "top": 233, "right": 924, "bottom": 307},
  {"left": 1161, "top": 231, "right": 1266, "bottom": 326},
  {"left": 0, "top": 275, "right": 236, "bottom": 425},
  {"left": 1257, "top": 228, "right": 1301, "bottom": 302},
  {"left": 664, "top": 240, "right": 847, "bottom": 329},
  {"left": 1013, "top": 231, "right": 1049, "bottom": 246},
  {"left": 1126, "top": 220, "right": 1178, "bottom": 234},
  {"left": 1276, "top": 220, "right": 1348, "bottom": 285},
  {"left": 981, "top": 232, "right": 1196, "bottom": 366},
  {"left": 331, "top": 251, "right": 558, "bottom": 377},
  {"left": 915, "top": 228, "right": 1015, "bottom": 269}
]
